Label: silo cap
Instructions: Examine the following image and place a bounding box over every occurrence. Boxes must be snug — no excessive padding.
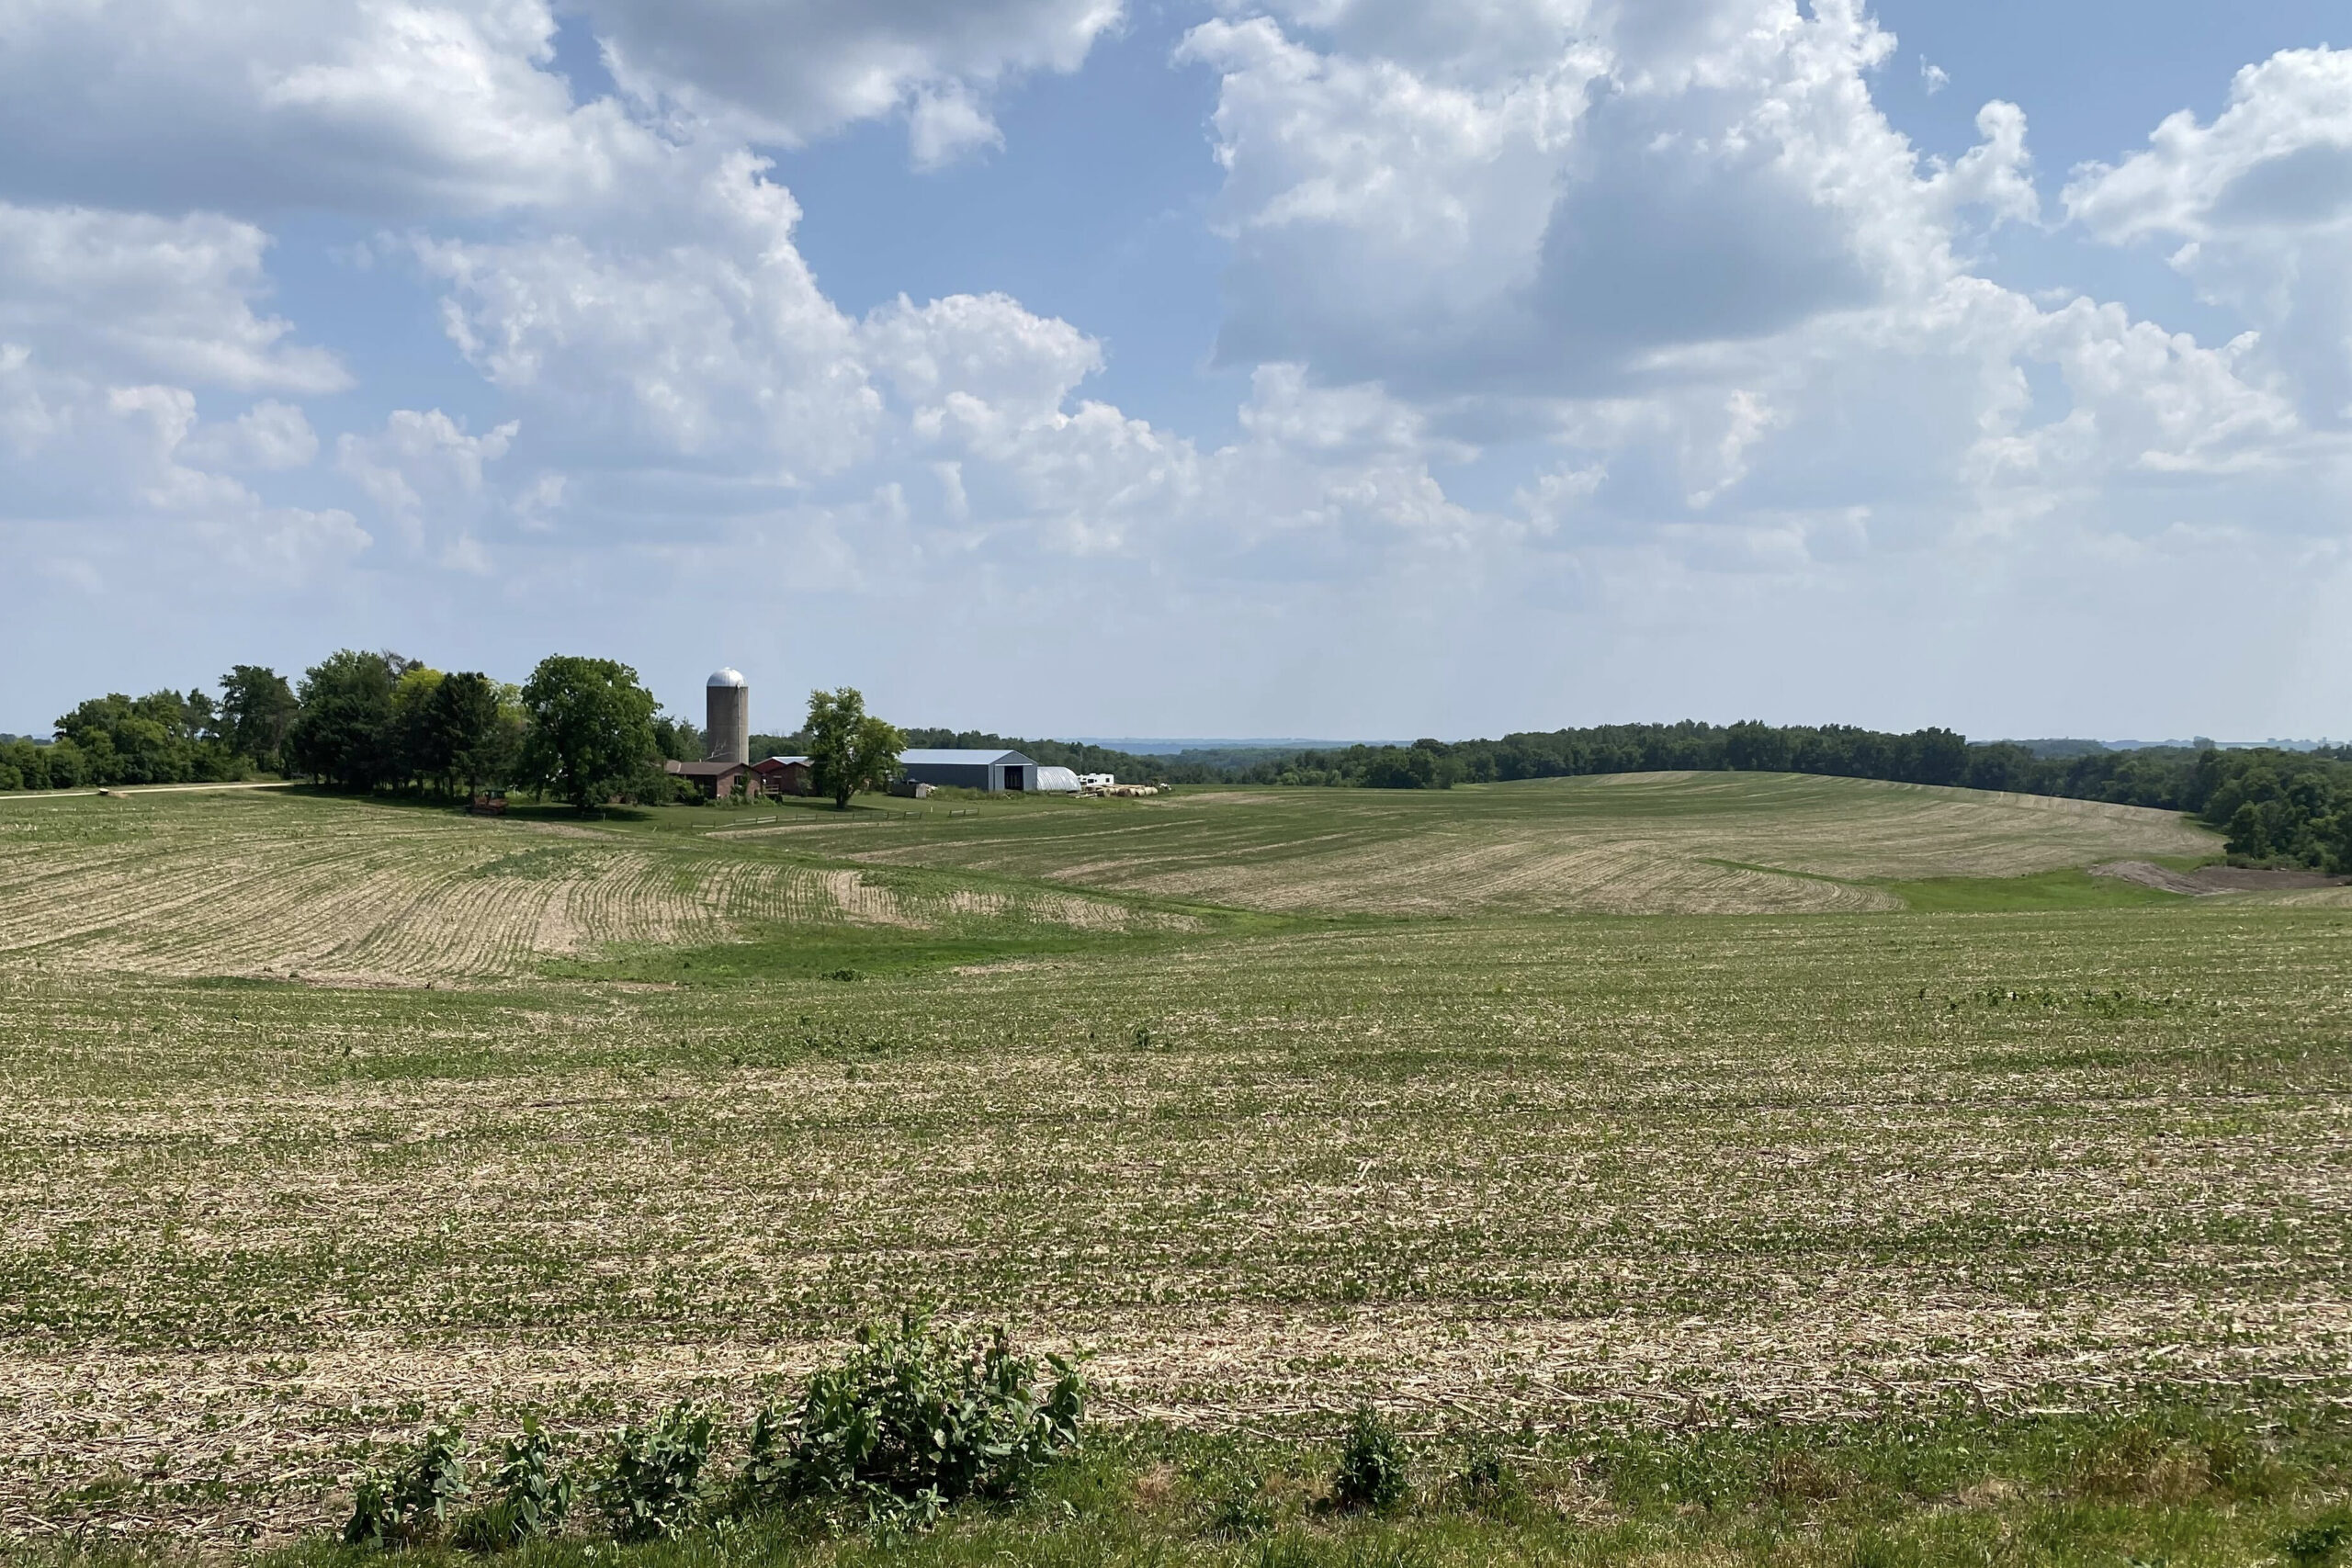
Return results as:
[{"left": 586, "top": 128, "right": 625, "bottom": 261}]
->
[{"left": 707, "top": 668, "right": 747, "bottom": 688}]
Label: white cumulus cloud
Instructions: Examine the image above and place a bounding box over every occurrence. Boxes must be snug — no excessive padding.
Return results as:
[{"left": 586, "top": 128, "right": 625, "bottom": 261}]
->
[
  {"left": 2066, "top": 46, "right": 2352, "bottom": 422},
  {"left": 578, "top": 0, "right": 1122, "bottom": 164}
]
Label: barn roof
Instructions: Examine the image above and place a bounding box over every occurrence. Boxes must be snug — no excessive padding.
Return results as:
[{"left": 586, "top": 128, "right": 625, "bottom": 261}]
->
[{"left": 898, "top": 749, "right": 1036, "bottom": 766}]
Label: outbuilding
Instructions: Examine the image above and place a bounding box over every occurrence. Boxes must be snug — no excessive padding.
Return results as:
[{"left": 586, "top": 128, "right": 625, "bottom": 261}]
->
[
  {"left": 752, "top": 755, "right": 814, "bottom": 796},
  {"left": 897, "top": 748, "right": 1040, "bottom": 793},
  {"left": 1035, "top": 766, "right": 1080, "bottom": 793}
]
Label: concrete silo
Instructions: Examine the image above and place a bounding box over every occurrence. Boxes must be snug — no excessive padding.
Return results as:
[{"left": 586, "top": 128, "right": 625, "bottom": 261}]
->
[{"left": 705, "top": 669, "right": 749, "bottom": 764}]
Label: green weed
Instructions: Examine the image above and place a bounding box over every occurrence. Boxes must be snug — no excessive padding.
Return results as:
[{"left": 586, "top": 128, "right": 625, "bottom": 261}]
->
[
  {"left": 343, "top": 1422, "right": 468, "bottom": 1549},
  {"left": 596, "top": 1404, "right": 715, "bottom": 1543},
  {"left": 747, "top": 1311, "right": 1087, "bottom": 1530},
  {"left": 1331, "top": 1407, "right": 1409, "bottom": 1514}
]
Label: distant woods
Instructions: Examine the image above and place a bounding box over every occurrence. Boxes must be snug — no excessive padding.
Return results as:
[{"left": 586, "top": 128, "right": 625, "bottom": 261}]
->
[{"left": 5, "top": 671, "right": 2346, "bottom": 868}]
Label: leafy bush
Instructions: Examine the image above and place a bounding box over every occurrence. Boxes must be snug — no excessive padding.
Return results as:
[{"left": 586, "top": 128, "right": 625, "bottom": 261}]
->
[
  {"left": 454, "top": 1417, "right": 574, "bottom": 1550},
  {"left": 2282, "top": 1508, "right": 2352, "bottom": 1568},
  {"left": 344, "top": 1422, "right": 469, "bottom": 1548},
  {"left": 1332, "top": 1405, "right": 1409, "bottom": 1513},
  {"left": 750, "top": 1310, "right": 1087, "bottom": 1529},
  {"left": 596, "top": 1403, "right": 716, "bottom": 1542}
]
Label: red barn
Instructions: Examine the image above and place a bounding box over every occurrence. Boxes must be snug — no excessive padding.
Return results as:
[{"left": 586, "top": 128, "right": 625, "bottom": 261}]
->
[{"left": 752, "top": 754, "right": 814, "bottom": 797}]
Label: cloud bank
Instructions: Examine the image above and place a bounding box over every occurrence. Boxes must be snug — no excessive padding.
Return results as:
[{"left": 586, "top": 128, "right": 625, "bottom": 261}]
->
[{"left": 4, "top": 0, "right": 2349, "bottom": 737}]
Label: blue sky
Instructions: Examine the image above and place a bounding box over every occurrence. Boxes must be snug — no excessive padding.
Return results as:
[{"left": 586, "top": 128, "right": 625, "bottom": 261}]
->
[{"left": 5, "top": 0, "right": 2351, "bottom": 742}]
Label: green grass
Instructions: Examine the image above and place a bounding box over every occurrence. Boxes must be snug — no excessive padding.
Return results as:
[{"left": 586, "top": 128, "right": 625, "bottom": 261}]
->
[{"left": 228, "top": 1403, "right": 2352, "bottom": 1568}]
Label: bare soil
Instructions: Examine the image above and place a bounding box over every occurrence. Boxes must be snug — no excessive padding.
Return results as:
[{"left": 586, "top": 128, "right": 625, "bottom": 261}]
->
[{"left": 2090, "top": 860, "right": 2347, "bottom": 895}]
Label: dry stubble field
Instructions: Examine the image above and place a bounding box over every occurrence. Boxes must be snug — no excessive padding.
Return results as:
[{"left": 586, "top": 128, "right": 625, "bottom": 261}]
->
[
  {"left": 0, "top": 779, "right": 2346, "bottom": 1545},
  {"left": 765, "top": 771, "right": 2225, "bottom": 915}
]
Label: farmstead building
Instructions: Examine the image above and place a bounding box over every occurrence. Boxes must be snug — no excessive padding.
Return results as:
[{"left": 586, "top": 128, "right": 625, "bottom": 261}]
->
[
  {"left": 664, "top": 758, "right": 750, "bottom": 797},
  {"left": 752, "top": 755, "right": 813, "bottom": 795},
  {"left": 898, "top": 749, "right": 1041, "bottom": 793}
]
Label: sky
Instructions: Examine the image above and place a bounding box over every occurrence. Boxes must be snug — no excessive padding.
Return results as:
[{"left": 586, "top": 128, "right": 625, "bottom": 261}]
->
[{"left": 4, "top": 0, "right": 2350, "bottom": 742}]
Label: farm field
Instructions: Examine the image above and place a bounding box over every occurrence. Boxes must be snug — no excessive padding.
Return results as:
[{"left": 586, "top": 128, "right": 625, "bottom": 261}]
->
[
  {"left": 0, "top": 790, "right": 1198, "bottom": 986},
  {"left": 754, "top": 772, "right": 2227, "bottom": 915},
  {"left": 0, "top": 780, "right": 2346, "bottom": 1553}
]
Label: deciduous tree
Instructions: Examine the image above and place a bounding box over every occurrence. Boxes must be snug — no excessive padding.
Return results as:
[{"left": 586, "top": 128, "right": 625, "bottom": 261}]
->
[
  {"left": 287, "top": 650, "right": 406, "bottom": 790},
  {"left": 804, "top": 688, "right": 905, "bottom": 810},
  {"left": 218, "top": 666, "right": 299, "bottom": 774},
  {"left": 520, "top": 656, "right": 660, "bottom": 813}
]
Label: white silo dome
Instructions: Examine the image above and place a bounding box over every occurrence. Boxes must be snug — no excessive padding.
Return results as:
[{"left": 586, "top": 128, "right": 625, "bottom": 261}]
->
[{"left": 707, "top": 668, "right": 747, "bottom": 688}]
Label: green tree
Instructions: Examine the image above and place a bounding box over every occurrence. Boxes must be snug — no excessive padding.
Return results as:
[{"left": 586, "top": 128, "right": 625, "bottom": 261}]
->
[
  {"left": 389, "top": 665, "right": 447, "bottom": 790},
  {"left": 288, "top": 650, "right": 407, "bottom": 790},
  {"left": 427, "top": 672, "right": 515, "bottom": 796},
  {"left": 651, "top": 715, "right": 705, "bottom": 763},
  {"left": 51, "top": 691, "right": 232, "bottom": 784},
  {"left": 40, "top": 738, "right": 88, "bottom": 789},
  {"left": 519, "top": 655, "right": 660, "bottom": 813},
  {"left": 218, "top": 666, "right": 300, "bottom": 773},
  {"left": 804, "top": 687, "right": 905, "bottom": 809}
]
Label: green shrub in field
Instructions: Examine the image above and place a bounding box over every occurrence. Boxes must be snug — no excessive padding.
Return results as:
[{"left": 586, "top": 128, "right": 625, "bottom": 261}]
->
[
  {"left": 344, "top": 1422, "right": 469, "bottom": 1548},
  {"left": 2281, "top": 1508, "right": 2352, "bottom": 1568},
  {"left": 453, "top": 1417, "right": 573, "bottom": 1550},
  {"left": 746, "top": 1310, "right": 1087, "bottom": 1529},
  {"left": 596, "top": 1403, "right": 716, "bottom": 1542},
  {"left": 1332, "top": 1405, "right": 1409, "bottom": 1513}
]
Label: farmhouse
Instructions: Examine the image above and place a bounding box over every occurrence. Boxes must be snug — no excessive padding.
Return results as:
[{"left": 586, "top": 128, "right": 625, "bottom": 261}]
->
[
  {"left": 899, "top": 749, "right": 1041, "bottom": 793},
  {"left": 665, "top": 758, "right": 750, "bottom": 797}
]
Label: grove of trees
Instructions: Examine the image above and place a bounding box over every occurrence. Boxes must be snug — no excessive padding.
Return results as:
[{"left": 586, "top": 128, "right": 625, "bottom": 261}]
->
[{"left": 3, "top": 650, "right": 682, "bottom": 814}]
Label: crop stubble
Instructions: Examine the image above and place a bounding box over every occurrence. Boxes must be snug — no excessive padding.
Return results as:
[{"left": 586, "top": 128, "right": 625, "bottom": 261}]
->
[
  {"left": 0, "top": 783, "right": 2343, "bottom": 1543},
  {"left": 0, "top": 793, "right": 1162, "bottom": 984},
  {"left": 794, "top": 773, "right": 2223, "bottom": 915}
]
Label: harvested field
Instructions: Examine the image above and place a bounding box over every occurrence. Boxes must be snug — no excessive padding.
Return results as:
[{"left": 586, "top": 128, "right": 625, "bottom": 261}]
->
[
  {"left": 0, "top": 781, "right": 2341, "bottom": 1548},
  {"left": 2094, "top": 859, "right": 2350, "bottom": 897},
  {"left": 775, "top": 773, "right": 2222, "bottom": 915},
  {"left": 0, "top": 792, "right": 1173, "bottom": 984}
]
